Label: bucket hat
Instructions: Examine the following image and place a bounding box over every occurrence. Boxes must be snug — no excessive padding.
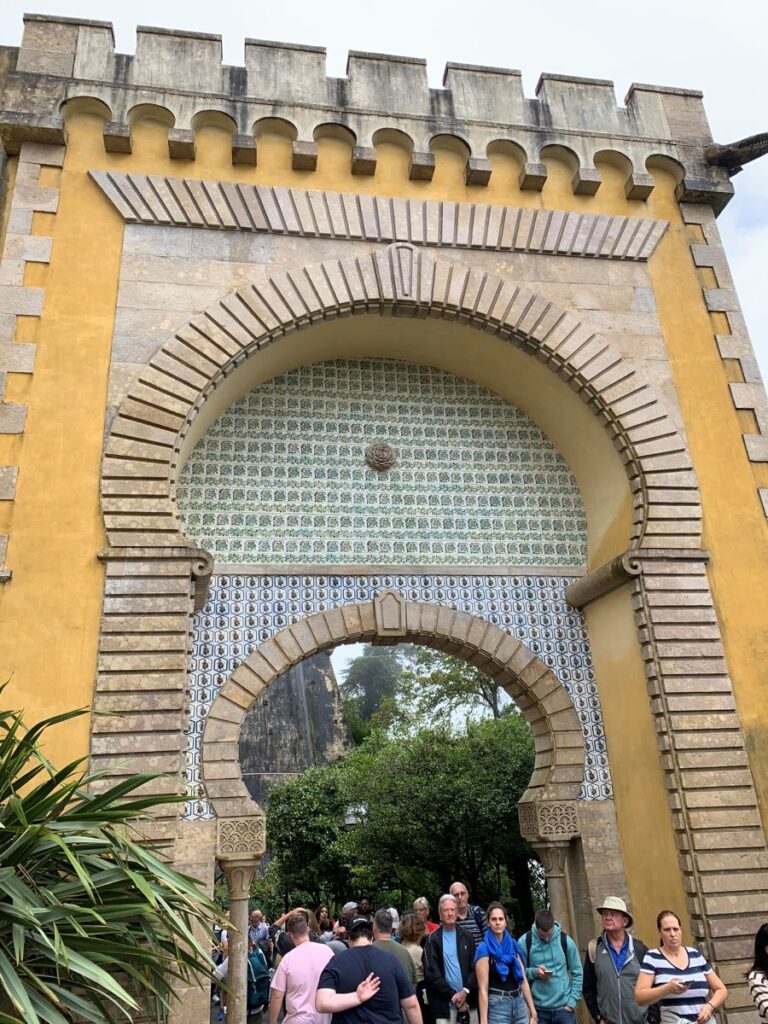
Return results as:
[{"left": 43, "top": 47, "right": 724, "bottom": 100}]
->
[{"left": 596, "top": 896, "right": 633, "bottom": 927}]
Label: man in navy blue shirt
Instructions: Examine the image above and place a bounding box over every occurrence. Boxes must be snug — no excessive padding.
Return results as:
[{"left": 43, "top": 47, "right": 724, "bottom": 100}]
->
[{"left": 316, "top": 917, "right": 422, "bottom": 1024}]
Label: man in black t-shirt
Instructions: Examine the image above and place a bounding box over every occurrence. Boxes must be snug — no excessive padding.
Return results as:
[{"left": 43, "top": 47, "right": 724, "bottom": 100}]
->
[{"left": 316, "top": 918, "right": 422, "bottom": 1024}]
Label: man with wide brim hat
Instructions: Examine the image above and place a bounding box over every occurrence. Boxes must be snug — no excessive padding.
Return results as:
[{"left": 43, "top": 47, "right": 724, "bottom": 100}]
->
[
  {"left": 583, "top": 896, "right": 654, "bottom": 1024},
  {"left": 596, "top": 897, "right": 633, "bottom": 929}
]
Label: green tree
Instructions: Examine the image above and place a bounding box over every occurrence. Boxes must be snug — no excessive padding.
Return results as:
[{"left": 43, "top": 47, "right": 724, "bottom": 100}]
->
[
  {"left": 339, "top": 647, "right": 405, "bottom": 741},
  {"left": 264, "top": 715, "right": 537, "bottom": 929},
  {"left": 340, "top": 716, "right": 535, "bottom": 924},
  {"left": 397, "top": 649, "right": 512, "bottom": 728},
  {"left": 264, "top": 764, "right": 352, "bottom": 907},
  {"left": 0, "top": 702, "right": 221, "bottom": 1024}
]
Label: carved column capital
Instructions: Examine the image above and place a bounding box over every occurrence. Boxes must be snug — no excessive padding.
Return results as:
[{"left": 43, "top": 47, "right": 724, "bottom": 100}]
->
[
  {"left": 518, "top": 800, "right": 580, "bottom": 843},
  {"left": 533, "top": 841, "right": 570, "bottom": 878},
  {"left": 220, "top": 858, "right": 259, "bottom": 901}
]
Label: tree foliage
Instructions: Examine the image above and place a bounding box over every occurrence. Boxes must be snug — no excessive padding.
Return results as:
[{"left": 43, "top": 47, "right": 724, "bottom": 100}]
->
[
  {"left": 339, "top": 647, "right": 405, "bottom": 741},
  {"left": 265, "top": 714, "right": 537, "bottom": 930},
  {"left": 263, "top": 764, "right": 352, "bottom": 906},
  {"left": 0, "top": 702, "right": 221, "bottom": 1024},
  {"left": 397, "top": 649, "right": 512, "bottom": 727}
]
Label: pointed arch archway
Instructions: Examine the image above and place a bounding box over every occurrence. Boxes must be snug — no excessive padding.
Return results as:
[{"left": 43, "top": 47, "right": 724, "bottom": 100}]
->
[
  {"left": 203, "top": 594, "right": 590, "bottom": 937},
  {"left": 101, "top": 243, "right": 701, "bottom": 554},
  {"left": 201, "top": 595, "right": 584, "bottom": 819}
]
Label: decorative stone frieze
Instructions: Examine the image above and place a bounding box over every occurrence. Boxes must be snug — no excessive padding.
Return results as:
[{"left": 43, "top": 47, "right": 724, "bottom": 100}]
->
[
  {"left": 89, "top": 171, "right": 668, "bottom": 262},
  {"left": 0, "top": 141, "right": 63, "bottom": 580},
  {"left": 217, "top": 816, "right": 266, "bottom": 859},
  {"left": 518, "top": 800, "right": 580, "bottom": 842}
]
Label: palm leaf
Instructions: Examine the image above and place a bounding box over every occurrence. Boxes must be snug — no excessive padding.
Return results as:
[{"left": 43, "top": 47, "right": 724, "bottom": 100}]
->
[{"left": 0, "top": 700, "right": 225, "bottom": 1023}]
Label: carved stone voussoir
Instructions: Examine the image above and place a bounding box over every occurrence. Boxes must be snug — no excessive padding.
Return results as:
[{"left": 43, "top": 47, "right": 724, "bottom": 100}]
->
[
  {"left": 217, "top": 816, "right": 266, "bottom": 859},
  {"left": 518, "top": 800, "right": 580, "bottom": 842}
]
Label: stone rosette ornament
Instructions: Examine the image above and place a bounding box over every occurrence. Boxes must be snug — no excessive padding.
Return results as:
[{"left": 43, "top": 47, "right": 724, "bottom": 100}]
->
[{"left": 365, "top": 442, "right": 396, "bottom": 471}]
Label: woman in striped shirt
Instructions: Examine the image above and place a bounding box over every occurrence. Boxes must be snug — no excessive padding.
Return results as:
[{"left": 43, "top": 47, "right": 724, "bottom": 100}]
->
[
  {"left": 748, "top": 923, "right": 768, "bottom": 1021},
  {"left": 634, "top": 911, "right": 726, "bottom": 1024}
]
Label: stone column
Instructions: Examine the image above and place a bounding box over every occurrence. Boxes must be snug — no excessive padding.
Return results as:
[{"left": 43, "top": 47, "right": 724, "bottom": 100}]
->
[
  {"left": 519, "top": 800, "right": 580, "bottom": 937},
  {"left": 217, "top": 818, "right": 266, "bottom": 1024},
  {"left": 220, "top": 858, "right": 259, "bottom": 1024},
  {"left": 534, "top": 842, "right": 573, "bottom": 935}
]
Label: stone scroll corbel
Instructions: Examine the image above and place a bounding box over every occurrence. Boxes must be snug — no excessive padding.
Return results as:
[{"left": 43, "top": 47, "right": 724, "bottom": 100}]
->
[{"left": 564, "top": 551, "right": 642, "bottom": 609}]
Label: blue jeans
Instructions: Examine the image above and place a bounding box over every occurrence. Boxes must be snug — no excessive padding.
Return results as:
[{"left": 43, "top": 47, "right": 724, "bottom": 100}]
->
[
  {"left": 535, "top": 1009, "right": 576, "bottom": 1024},
  {"left": 488, "top": 992, "right": 529, "bottom": 1024}
]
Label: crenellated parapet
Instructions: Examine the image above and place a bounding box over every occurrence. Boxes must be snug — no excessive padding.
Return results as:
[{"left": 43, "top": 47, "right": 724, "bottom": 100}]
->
[{"left": 0, "top": 13, "right": 734, "bottom": 210}]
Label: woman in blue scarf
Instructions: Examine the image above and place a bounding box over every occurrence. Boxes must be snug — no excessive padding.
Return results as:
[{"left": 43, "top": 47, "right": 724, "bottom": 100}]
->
[{"left": 475, "top": 902, "right": 537, "bottom": 1024}]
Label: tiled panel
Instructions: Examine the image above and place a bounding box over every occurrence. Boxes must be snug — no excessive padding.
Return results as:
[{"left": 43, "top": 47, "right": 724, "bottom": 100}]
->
[
  {"left": 177, "top": 359, "right": 587, "bottom": 567},
  {"left": 186, "top": 572, "right": 610, "bottom": 818}
]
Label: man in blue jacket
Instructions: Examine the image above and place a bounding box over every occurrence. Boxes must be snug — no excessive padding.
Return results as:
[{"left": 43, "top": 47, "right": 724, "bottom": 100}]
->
[{"left": 520, "top": 910, "right": 583, "bottom": 1024}]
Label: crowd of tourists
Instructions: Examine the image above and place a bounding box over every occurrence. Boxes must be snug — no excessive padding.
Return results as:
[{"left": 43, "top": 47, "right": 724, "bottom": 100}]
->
[{"left": 211, "top": 884, "right": 768, "bottom": 1024}]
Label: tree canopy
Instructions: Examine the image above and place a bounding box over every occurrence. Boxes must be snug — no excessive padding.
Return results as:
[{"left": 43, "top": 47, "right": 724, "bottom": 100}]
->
[{"left": 264, "top": 713, "right": 537, "bottom": 929}]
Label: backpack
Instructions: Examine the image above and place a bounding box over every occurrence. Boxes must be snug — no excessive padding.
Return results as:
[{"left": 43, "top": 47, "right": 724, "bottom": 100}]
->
[
  {"left": 586, "top": 936, "right": 660, "bottom": 1024},
  {"left": 524, "top": 928, "right": 570, "bottom": 962},
  {"left": 248, "top": 950, "right": 270, "bottom": 1013}
]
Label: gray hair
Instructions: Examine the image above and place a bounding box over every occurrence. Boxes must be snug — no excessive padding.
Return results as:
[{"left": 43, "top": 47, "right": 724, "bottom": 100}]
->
[
  {"left": 438, "top": 894, "right": 458, "bottom": 913},
  {"left": 374, "top": 908, "right": 393, "bottom": 934},
  {"left": 414, "top": 897, "right": 430, "bottom": 911}
]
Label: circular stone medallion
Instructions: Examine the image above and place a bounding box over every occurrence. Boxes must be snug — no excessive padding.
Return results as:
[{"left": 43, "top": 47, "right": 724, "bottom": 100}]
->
[{"left": 365, "top": 442, "right": 396, "bottom": 471}]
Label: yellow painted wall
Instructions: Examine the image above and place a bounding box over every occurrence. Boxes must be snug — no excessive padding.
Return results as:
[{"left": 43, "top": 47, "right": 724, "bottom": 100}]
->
[
  {"left": 3, "top": 113, "right": 745, "bottom": 940},
  {"left": 585, "top": 586, "right": 689, "bottom": 943},
  {"left": 644, "top": 171, "right": 768, "bottom": 833}
]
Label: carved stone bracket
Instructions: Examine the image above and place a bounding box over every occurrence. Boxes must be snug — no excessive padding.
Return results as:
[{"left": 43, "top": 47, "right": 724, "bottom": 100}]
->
[
  {"left": 565, "top": 551, "right": 642, "bottom": 608},
  {"left": 565, "top": 547, "right": 711, "bottom": 609},
  {"left": 519, "top": 800, "right": 580, "bottom": 843},
  {"left": 217, "top": 816, "right": 266, "bottom": 860},
  {"left": 97, "top": 545, "right": 214, "bottom": 609}
]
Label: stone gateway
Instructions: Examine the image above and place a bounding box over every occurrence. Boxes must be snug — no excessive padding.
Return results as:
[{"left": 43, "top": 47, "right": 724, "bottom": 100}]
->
[{"left": 0, "top": 13, "right": 767, "bottom": 1024}]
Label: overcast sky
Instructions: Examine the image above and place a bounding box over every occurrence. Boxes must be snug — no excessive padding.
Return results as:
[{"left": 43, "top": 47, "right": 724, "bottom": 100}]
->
[{"left": 2, "top": 0, "right": 766, "bottom": 381}]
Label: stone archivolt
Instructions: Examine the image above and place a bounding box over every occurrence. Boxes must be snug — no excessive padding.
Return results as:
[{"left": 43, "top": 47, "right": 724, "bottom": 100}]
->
[
  {"left": 200, "top": 597, "right": 586, "bottom": 820},
  {"left": 101, "top": 243, "right": 702, "bottom": 554}
]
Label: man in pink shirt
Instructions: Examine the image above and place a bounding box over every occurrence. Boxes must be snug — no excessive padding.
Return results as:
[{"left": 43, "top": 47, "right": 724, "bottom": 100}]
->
[{"left": 270, "top": 913, "right": 335, "bottom": 1024}]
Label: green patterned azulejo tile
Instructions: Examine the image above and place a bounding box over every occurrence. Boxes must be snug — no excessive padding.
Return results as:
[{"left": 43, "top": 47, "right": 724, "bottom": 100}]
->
[{"left": 177, "top": 358, "right": 587, "bottom": 566}]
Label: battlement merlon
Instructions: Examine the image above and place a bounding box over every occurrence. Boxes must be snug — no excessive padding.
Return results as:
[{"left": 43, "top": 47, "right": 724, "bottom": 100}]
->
[{"left": 0, "top": 13, "right": 740, "bottom": 211}]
